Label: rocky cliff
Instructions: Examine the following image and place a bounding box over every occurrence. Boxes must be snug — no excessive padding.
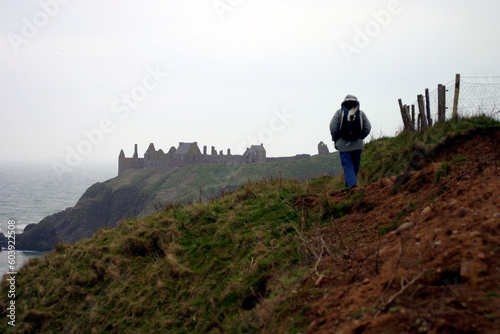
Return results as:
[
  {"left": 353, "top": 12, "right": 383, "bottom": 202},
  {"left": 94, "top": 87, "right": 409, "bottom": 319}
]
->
[{"left": 16, "top": 183, "right": 146, "bottom": 251}]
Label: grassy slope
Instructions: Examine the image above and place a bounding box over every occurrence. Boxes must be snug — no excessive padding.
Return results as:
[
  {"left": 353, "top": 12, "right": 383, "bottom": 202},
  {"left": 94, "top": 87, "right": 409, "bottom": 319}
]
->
[
  {"left": 1, "top": 115, "right": 498, "bottom": 333},
  {"left": 360, "top": 115, "right": 500, "bottom": 184},
  {"left": 108, "top": 153, "right": 342, "bottom": 213},
  {"left": 3, "top": 179, "right": 309, "bottom": 333}
]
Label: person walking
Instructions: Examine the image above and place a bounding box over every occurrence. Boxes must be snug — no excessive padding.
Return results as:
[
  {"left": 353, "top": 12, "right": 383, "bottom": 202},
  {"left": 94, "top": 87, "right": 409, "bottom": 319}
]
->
[{"left": 330, "top": 94, "right": 371, "bottom": 188}]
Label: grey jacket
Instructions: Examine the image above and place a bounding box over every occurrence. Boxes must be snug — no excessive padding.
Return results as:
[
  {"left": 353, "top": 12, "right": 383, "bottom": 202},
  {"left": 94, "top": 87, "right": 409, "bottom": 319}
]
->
[{"left": 330, "top": 106, "right": 371, "bottom": 152}]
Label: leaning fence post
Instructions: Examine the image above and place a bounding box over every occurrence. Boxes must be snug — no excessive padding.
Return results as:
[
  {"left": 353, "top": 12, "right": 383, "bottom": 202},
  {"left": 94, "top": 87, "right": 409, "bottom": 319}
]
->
[
  {"left": 438, "top": 84, "right": 446, "bottom": 122},
  {"left": 398, "top": 98, "right": 413, "bottom": 131},
  {"left": 425, "top": 88, "right": 432, "bottom": 127},
  {"left": 417, "top": 94, "right": 428, "bottom": 130},
  {"left": 452, "top": 73, "right": 461, "bottom": 121}
]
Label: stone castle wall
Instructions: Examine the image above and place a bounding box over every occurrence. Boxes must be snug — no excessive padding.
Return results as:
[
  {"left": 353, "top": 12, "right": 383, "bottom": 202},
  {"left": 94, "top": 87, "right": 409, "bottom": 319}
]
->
[
  {"left": 118, "top": 142, "right": 267, "bottom": 175},
  {"left": 118, "top": 141, "right": 330, "bottom": 175}
]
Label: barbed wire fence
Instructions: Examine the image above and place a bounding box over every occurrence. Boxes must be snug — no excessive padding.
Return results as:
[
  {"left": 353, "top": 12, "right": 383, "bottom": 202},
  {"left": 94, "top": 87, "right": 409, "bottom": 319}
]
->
[{"left": 400, "top": 75, "right": 500, "bottom": 131}]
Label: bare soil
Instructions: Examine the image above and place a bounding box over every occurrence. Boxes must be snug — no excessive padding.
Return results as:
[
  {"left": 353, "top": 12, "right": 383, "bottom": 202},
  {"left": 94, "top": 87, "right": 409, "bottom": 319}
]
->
[{"left": 278, "top": 128, "right": 500, "bottom": 333}]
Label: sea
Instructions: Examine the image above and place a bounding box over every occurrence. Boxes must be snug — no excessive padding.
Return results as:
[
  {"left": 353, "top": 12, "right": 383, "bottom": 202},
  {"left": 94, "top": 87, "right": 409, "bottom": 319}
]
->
[{"left": 0, "top": 161, "right": 116, "bottom": 279}]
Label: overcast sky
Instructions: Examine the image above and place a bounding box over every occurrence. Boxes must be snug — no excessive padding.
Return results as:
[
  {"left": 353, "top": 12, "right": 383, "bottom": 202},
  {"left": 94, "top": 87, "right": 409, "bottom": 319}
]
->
[{"left": 1, "top": 0, "right": 499, "bottom": 173}]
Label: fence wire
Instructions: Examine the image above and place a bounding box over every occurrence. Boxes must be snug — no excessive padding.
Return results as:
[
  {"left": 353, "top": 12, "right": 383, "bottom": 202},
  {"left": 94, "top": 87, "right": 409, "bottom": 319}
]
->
[{"left": 411, "top": 76, "right": 500, "bottom": 123}]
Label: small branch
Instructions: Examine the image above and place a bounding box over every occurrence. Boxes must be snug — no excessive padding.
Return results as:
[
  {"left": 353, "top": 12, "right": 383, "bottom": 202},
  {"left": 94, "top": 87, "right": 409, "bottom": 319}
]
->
[
  {"left": 374, "top": 231, "right": 413, "bottom": 312},
  {"left": 375, "top": 271, "right": 425, "bottom": 317},
  {"left": 312, "top": 245, "right": 324, "bottom": 276}
]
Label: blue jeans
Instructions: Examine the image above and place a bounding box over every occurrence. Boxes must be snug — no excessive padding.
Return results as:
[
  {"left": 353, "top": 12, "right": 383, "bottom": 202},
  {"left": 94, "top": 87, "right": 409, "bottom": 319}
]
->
[{"left": 340, "top": 150, "right": 362, "bottom": 187}]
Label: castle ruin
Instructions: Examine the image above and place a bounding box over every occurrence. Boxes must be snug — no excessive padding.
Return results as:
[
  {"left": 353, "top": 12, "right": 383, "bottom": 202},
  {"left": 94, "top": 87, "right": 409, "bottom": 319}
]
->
[
  {"left": 118, "top": 142, "right": 266, "bottom": 174},
  {"left": 117, "top": 140, "right": 333, "bottom": 175},
  {"left": 317, "top": 141, "right": 330, "bottom": 155}
]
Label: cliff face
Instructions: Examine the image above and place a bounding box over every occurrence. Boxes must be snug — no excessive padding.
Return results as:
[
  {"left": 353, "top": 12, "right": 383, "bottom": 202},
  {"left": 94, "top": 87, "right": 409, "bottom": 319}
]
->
[
  {"left": 15, "top": 154, "right": 341, "bottom": 251},
  {"left": 17, "top": 183, "right": 146, "bottom": 251}
]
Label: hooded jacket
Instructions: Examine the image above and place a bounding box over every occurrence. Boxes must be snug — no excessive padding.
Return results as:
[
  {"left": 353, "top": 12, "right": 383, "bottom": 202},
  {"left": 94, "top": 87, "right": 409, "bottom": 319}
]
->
[{"left": 329, "top": 95, "right": 371, "bottom": 152}]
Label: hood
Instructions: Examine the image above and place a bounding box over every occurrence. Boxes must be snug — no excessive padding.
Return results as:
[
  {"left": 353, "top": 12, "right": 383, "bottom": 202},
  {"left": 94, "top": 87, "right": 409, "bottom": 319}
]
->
[{"left": 341, "top": 94, "right": 360, "bottom": 111}]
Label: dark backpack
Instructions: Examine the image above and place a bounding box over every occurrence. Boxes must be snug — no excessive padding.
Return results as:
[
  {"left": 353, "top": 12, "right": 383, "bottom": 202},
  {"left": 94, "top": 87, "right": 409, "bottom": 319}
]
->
[{"left": 340, "top": 109, "right": 363, "bottom": 141}]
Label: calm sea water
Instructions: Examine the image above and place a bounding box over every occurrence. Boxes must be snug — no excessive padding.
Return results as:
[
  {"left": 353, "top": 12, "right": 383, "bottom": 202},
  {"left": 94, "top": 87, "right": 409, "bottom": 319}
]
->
[{"left": 0, "top": 161, "right": 116, "bottom": 278}]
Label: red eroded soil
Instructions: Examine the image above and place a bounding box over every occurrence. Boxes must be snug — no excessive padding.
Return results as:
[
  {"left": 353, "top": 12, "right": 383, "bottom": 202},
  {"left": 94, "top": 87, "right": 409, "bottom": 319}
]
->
[{"left": 279, "top": 128, "right": 500, "bottom": 333}]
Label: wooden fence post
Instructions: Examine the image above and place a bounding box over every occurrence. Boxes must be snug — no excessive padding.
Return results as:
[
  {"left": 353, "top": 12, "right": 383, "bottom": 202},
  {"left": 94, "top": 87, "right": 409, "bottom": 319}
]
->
[
  {"left": 411, "top": 105, "right": 415, "bottom": 130},
  {"left": 452, "top": 73, "right": 461, "bottom": 120},
  {"left": 417, "top": 94, "right": 428, "bottom": 130},
  {"left": 438, "top": 84, "right": 446, "bottom": 122},
  {"left": 425, "top": 88, "right": 432, "bottom": 127},
  {"left": 405, "top": 105, "right": 410, "bottom": 120},
  {"left": 398, "top": 98, "right": 413, "bottom": 131}
]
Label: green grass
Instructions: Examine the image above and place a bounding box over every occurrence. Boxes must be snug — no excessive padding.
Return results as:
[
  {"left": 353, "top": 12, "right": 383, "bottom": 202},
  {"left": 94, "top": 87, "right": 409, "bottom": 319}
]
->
[
  {"left": 484, "top": 292, "right": 499, "bottom": 298},
  {"left": 434, "top": 162, "right": 451, "bottom": 184},
  {"left": 1, "top": 115, "right": 499, "bottom": 333},
  {"left": 359, "top": 114, "right": 500, "bottom": 185}
]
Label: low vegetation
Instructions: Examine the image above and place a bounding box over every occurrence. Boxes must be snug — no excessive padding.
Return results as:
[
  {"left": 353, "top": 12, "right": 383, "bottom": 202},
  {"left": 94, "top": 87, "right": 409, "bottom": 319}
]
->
[{"left": 1, "top": 115, "right": 499, "bottom": 333}]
